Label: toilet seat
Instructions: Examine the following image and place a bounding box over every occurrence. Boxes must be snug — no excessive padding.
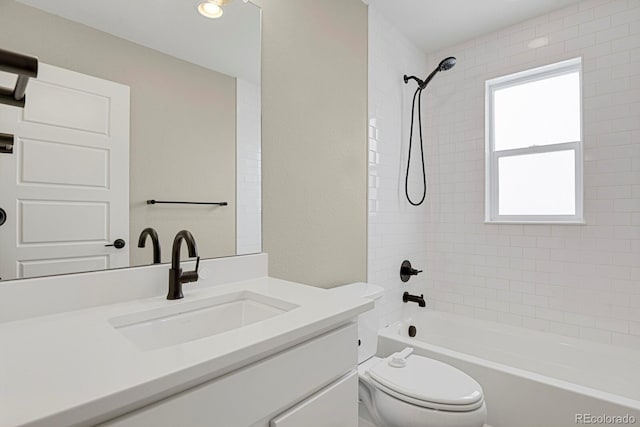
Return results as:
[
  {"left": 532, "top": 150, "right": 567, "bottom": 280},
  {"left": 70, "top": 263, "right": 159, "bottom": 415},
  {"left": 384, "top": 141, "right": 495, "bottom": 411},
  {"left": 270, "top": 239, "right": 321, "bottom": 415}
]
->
[{"left": 364, "top": 353, "right": 484, "bottom": 412}]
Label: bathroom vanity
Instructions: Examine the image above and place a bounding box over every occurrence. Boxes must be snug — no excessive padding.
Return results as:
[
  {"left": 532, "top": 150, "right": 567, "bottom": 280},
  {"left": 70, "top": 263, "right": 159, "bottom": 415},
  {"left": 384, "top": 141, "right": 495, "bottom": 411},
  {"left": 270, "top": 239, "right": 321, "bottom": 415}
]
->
[{"left": 0, "top": 254, "right": 372, "bottom": 427}]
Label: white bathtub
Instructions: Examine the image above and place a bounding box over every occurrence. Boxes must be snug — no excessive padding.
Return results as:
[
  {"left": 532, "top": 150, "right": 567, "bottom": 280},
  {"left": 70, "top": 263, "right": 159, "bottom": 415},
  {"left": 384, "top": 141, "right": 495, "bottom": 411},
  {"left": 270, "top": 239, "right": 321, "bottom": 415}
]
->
[{"left": 377, "top": 310, "right": 640, "bottom": 427}]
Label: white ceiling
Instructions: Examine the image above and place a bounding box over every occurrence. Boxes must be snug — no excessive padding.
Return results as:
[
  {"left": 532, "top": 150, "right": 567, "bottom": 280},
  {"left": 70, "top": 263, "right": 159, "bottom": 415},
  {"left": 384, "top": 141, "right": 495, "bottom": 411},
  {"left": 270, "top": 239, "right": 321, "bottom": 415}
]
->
[
  {"left": 369, "top": 0, "right": 583, "bottom": 53},
  {"left": 16, "top": 0, "right": 261, "bottom": 83}
]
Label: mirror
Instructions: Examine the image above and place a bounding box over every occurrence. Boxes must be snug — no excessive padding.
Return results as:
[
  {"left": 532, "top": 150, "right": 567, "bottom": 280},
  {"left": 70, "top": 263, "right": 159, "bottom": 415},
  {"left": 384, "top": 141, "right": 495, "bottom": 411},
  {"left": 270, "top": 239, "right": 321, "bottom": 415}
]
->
[{"left": 0, "top": 0, "right": 261, "bottom": 281}]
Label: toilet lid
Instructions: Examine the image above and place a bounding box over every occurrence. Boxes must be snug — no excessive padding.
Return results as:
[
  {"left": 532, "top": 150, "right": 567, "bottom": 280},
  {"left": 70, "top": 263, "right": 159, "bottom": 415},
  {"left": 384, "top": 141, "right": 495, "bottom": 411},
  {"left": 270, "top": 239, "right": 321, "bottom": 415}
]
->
[{"left": 368, "top": 354, "right": 483, "bottom": 407}]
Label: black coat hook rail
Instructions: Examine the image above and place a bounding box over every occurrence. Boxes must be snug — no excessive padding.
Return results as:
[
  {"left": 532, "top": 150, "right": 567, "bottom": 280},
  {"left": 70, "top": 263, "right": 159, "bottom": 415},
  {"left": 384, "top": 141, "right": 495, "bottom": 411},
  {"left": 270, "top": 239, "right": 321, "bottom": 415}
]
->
[
  {"left": 0, "top": 48, "right": 38, "bottom": 108},
  {"left": 147, "top": 200, "right": 228, "bottom": 206}
]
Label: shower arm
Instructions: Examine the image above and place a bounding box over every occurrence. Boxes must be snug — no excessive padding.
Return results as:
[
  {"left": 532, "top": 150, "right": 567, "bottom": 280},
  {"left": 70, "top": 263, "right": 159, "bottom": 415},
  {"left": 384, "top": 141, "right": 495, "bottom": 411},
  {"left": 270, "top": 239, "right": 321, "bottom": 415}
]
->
[
  {"left": 403, "top": 75, "right": 424, "bottom": 87},
  {"left": 403, "top": 69, "right": 438, "bottom": 90}
]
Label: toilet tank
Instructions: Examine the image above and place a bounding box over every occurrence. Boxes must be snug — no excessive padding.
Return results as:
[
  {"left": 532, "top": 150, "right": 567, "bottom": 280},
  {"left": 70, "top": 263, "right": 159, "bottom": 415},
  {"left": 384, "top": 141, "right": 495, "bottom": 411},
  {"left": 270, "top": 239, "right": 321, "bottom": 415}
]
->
[{"left": 330, "top": 282, "right": 384, "bottom": 363}]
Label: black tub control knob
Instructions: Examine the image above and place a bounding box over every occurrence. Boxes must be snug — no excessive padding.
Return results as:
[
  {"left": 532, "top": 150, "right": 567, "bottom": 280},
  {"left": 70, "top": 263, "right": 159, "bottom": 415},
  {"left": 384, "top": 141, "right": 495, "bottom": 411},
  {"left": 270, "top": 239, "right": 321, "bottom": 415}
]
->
[{"left": 400, "top": 260, "right": 422, "bottom": 282}]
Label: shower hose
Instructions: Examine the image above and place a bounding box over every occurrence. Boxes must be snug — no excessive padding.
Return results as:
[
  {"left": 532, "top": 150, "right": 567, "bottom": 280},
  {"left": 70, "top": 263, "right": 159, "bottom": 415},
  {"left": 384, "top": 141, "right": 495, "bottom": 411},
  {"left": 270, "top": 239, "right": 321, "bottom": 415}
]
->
[{"left": 405, "top": 86, "right": 427, "bottom": 206}]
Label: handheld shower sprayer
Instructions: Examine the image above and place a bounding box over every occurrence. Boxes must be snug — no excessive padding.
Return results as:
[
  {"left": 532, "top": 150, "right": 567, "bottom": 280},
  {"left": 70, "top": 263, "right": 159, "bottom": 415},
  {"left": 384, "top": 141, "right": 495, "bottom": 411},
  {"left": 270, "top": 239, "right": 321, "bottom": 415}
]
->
[
  {"left": 404, "top": 57, "right": 457, "bottom": 90},
  {"left": 402, "top": 57, "right": 456, "bottom": 206}
]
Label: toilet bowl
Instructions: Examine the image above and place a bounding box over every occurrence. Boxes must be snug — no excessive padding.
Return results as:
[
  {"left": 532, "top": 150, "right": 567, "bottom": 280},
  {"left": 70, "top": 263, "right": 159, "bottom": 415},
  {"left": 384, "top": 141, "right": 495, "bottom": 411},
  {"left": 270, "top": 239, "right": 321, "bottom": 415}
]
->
[
  {"left": 331, "top": 283, "right": 487, "bottom": 427},
  {"left": 358, "top": 350, "right": 486, "bottom": 427}
]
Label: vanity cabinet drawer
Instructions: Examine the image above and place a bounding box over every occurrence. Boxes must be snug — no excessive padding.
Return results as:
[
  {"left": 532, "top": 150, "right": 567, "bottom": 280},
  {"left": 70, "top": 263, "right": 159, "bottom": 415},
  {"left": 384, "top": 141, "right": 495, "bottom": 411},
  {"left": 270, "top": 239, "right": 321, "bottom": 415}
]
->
[
  {"left": 270, "top": 371, "right": 358, "bottom": 427},
  {"left": 101, "top": 323, "right": 357, "bottom": 427}
]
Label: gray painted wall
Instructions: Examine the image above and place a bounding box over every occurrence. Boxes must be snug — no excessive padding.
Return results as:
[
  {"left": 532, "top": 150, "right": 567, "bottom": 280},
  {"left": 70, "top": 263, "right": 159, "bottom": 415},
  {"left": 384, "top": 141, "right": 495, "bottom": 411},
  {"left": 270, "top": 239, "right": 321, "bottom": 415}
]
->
[{"left": 254, "top": 0, "right": 369, "bottom": 287}]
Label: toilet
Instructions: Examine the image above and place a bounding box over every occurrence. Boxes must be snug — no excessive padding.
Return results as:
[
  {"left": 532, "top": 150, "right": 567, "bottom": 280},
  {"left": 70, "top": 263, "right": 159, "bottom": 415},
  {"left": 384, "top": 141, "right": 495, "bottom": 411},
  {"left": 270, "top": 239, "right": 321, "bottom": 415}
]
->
[{"left": 332, "top": 283, "right": 487, "bottom": 427}]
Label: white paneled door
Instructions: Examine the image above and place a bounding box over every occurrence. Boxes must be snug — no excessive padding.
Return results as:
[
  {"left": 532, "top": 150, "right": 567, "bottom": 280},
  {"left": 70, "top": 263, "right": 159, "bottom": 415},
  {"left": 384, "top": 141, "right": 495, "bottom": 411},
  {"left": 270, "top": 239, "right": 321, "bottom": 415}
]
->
[{"left": 0, "top": 64, "right": 130, "bottom": 280}]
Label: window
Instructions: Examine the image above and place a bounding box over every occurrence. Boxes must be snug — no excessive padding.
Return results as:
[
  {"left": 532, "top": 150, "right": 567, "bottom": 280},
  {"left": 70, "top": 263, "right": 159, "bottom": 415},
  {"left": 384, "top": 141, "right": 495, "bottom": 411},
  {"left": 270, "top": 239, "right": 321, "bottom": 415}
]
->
[{"left": 485, "top": 58, "right": 583, "bottom": 223}]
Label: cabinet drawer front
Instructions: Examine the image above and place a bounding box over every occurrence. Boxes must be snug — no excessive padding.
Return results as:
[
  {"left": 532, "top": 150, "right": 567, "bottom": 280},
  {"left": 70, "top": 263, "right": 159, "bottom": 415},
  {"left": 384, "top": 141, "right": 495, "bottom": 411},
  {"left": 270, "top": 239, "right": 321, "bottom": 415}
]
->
[
  {"left": 102, "top": 323, "right": 357, "bottom": 427},
  {"left": 270, "top": 371, "right": 358, "bottom": 427}
]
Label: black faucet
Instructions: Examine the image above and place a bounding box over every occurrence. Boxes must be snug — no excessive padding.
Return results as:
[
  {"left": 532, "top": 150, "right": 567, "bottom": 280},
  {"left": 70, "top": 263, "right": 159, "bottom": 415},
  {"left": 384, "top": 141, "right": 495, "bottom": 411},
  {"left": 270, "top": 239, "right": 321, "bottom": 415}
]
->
[
  {"left": 403, "top": 292, "right": 426, "bottom": 307},
  {"left": 167, "top": 230, "right": 200, "bottom": 300},
  {"left": 138, "top": 228, "right": 161, "bottom": 264}
]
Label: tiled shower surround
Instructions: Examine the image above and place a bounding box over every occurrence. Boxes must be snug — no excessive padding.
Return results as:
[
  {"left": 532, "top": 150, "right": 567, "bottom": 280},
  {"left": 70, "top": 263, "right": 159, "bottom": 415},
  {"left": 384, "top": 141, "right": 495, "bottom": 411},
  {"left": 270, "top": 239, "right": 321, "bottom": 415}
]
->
[
  {"left": 237, "top": 79, "right": 262, "bottom": 255},
  {"left": 368, "top": 0, "right": 640, "bottom": 349},
  {"left": 368, "top": 5, "right": 430, "bottom": 327}
]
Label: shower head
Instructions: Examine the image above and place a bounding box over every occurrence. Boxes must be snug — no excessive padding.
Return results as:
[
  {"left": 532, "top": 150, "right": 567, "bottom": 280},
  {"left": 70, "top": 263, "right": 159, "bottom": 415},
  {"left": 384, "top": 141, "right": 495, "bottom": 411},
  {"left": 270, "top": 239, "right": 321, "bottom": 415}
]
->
[
  {"left": 421, "top": 56, "right": 457, "bottom": 89},
  {"left": 404, "top": 56, "right": 457, "bottom": 90},
  {"left": 438, "top": 56, "right": 457, "bottom": 72}
]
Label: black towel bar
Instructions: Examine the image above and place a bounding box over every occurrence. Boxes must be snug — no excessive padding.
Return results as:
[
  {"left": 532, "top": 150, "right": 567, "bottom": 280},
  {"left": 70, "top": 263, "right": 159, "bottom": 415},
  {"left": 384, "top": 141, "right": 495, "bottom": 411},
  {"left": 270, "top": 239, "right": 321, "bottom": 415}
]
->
[{"left": 147, "top": 200, "right": 228, "bottom": 206}]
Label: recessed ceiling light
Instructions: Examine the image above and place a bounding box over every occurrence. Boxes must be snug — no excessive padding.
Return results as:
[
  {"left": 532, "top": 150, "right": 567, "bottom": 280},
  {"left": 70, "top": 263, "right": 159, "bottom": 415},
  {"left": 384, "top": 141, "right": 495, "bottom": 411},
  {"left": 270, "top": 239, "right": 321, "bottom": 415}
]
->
[{"left": 197, "top": 1, "right": 224, "bottom": 19}]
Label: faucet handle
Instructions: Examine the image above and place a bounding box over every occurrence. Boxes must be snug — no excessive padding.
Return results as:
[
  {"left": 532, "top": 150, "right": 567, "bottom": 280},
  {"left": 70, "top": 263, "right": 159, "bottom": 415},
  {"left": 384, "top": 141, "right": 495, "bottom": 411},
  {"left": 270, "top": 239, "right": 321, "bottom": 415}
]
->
[
  {"left": 400, "top": 260, "right": 422, "bottom": 282},
  {"left": 181, "top": 256, "right": 200, "bottom": 284}
]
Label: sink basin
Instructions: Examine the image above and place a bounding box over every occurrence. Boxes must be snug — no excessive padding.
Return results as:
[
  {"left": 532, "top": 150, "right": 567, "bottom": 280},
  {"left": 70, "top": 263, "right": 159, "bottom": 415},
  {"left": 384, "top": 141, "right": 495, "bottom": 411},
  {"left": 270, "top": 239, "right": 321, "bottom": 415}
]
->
[{"left": 109, "top": 291, "right": 298, "bottom": 351}]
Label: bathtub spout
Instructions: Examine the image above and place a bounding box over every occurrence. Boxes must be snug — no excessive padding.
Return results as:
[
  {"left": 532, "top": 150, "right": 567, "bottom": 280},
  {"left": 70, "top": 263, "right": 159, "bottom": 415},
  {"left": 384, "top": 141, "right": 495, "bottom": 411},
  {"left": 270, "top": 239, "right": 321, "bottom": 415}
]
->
[{"left": 403, "top": 292, "right": 426, "bottom": 307}]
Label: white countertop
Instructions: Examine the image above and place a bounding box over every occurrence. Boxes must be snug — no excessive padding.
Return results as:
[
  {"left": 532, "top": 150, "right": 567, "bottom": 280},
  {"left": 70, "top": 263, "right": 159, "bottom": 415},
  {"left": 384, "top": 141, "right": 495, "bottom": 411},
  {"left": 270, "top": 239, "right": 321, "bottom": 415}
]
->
[{"left": 0, "top": 277, "right": 372, "bottom": 427}]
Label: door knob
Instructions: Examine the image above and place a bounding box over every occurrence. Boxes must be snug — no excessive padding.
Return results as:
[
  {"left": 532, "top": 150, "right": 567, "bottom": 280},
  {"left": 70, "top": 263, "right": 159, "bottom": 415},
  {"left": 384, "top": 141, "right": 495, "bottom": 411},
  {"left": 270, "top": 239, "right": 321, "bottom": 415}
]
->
[{"left": 105, "top": 239, "right": 126, "bottom": 249}]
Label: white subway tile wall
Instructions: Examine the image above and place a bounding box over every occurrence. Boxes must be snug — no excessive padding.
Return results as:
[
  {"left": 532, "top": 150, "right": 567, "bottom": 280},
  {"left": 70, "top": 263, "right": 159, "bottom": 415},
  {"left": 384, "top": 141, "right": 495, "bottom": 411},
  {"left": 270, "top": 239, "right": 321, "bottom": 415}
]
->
[
  {"left": 368, "top": 6, "right": 430, "bottom": 328},
  {"left": 236, "top": 79, "right": 262, "bottom": 255},
  {"left": 369, "top": 0, "right": 640, "bottom": 350}
]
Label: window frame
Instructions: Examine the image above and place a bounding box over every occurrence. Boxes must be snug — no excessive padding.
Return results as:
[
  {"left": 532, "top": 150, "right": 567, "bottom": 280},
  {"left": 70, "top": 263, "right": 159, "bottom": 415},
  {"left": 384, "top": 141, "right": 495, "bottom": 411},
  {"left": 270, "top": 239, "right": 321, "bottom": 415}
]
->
[{"left": 485, "top": 57, "right": 584, "bottom": 224}]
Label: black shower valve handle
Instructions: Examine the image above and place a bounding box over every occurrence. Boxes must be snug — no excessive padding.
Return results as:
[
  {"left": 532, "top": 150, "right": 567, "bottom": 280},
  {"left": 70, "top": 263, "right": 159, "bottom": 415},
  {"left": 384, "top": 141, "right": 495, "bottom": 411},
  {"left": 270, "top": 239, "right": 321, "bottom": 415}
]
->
[
  {"left": 400, "top": 260, "right": 422, "bottom": 282},
  {"left": 401, "top": 265, "right": 422, "bottom": 276}
]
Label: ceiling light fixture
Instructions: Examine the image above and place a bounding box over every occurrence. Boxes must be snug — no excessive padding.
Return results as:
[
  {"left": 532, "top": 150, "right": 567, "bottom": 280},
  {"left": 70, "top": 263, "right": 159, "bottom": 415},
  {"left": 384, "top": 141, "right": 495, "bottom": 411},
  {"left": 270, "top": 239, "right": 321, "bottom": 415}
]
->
[
  {"left": 197, "top": 0, "right": 250, "bottom": 19},
  {"left": 197, "top": 1, "right": 224, "bottom": 19}
]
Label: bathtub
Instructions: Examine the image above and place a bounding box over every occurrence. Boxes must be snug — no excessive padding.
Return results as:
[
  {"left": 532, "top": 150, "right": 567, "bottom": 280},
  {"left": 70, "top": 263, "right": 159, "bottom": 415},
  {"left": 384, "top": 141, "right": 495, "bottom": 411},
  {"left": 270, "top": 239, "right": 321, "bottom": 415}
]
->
[{"left": 377, "top": 310, "right": 640, "bottom": 427}]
